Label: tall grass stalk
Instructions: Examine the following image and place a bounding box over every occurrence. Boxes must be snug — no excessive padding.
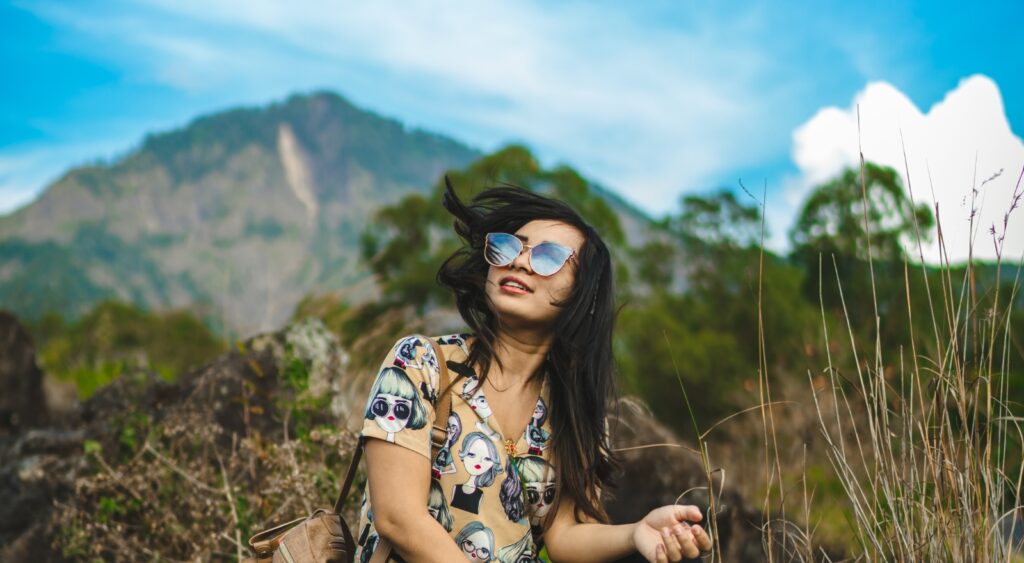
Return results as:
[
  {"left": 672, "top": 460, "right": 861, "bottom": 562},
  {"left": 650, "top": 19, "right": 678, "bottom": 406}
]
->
[{"left": 794, "top": 146, "right": 1024, "bottom": 560}]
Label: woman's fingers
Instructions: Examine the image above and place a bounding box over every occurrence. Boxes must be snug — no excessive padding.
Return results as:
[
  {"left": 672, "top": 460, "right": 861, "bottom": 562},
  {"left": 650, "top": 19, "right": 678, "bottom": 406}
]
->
[
  {"left": 674, "top": 505, "right": 703, "bottom": 524},
  {"left": 674, "top": 524, "right": 700, "bottom": 559},
  {"left": 691, "top": 524, "right": 713, "bottom": 553},
  {"left": 655, "top": 543, "right": 669, "bottom": 563},
  {"left": 662, "top": 527, "right": 683, "bottom": 561}
]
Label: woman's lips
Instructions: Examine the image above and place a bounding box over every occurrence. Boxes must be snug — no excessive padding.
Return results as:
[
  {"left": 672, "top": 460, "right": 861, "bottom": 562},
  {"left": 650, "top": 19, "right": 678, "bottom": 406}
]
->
[
  {"left": 474, "top": 464, "right": 481, "bottom": 470},
  {"left": 498, "top": 276, "right": 532, "bottom": 294}
]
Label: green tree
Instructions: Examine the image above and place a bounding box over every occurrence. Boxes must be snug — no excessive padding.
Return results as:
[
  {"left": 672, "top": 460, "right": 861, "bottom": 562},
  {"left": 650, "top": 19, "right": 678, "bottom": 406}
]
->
[
  {"left": 789, "top": 162, "right": 938, "bottom": 365},
  {"left": 37, "top": 300, "right": 225, "bottom": 398},
  {"left": 790, "top": 163, "right": 933, "bottom": 262},
  {"left": 616, "top": 189, "right": 816, "bottom": 437}
]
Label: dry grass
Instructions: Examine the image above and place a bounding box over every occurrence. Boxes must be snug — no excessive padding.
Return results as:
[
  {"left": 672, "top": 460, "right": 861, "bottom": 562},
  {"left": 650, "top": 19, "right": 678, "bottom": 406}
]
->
[{"left": 681, "top": 154, "right": 1024, "bottom": 562}]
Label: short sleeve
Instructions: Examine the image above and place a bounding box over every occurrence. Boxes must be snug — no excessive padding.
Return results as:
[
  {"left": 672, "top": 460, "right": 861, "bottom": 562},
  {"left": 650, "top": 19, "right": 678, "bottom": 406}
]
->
[{"left": 359, "top": 335, "right": 440, "bottom": 461}]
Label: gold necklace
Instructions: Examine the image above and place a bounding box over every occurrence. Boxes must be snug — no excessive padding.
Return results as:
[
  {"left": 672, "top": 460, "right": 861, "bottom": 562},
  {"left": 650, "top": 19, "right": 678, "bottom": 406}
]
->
[{"left": 485, "top": 376, "right": 516, "bottom": 393}]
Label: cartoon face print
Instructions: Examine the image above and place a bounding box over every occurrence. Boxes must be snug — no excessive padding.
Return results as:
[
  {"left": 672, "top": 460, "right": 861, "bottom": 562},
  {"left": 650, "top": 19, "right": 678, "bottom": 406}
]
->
[
  {"left": 517, "top": 456, "right": 556, "bottom": 523},
  {"left": 463, "top": 530, "right": 493, "bottom": 562},
  {"left": 369, "top": 393, "right": 412, "bottom": 434},
  {"left": 496, "top": 530, "right": 539, "bottom": 563},
  {"left": 364, "top": 367, "right": 429, "bottom": 442},
  {"left": 455, "top": 522, "right": 495, "bottom": 563},
  {"left": 458, "top": 432, "right": 503, "bottom": 488},
  {"left": 469, "top": 392, "right": 493, "bottom": 418},
  {"left": 462, "top": 434, "right": 497, "bottom": 478},
  {"left": 524, "top": 481, "right": 557, "bottom": 522}
]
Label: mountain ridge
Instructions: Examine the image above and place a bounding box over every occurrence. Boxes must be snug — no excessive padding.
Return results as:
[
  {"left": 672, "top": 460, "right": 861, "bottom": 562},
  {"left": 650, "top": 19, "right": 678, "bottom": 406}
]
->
[{"left": 0, "top": 90, "right": 654, "bottom": 335}]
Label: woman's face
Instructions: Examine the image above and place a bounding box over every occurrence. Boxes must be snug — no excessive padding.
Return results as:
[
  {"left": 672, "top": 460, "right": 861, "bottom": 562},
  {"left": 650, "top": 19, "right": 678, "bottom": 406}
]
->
[{"left": 484, "top": 219, "right": 585, "bottom": 329}]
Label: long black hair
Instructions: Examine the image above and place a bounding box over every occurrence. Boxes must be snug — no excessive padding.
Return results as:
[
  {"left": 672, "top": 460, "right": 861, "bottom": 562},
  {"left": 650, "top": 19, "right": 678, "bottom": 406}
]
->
[{"left": 436, "top": 176, "right": 620, "bottom": 528}]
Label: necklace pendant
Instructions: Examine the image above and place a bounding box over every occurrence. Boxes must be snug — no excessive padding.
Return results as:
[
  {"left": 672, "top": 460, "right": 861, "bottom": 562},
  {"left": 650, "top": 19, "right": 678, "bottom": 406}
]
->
[{"left": 504, "top": 438, "right": 516, "bottom": 457}]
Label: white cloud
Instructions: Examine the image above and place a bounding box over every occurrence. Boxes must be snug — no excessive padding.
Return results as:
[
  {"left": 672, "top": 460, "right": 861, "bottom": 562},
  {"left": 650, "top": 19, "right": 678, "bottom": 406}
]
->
[{"left": 788, "top": 75, "right": 1024, "bottom": 264}]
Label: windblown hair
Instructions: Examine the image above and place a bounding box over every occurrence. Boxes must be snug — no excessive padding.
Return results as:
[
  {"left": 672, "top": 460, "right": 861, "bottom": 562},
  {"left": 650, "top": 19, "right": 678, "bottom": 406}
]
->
[{"left": 437, "top": 177, "right": 620, "bottom": 529}]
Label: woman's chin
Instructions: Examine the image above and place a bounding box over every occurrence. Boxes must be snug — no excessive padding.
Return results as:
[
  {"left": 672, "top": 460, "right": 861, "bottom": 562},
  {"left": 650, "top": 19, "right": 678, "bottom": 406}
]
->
[{"left": 493, "top": 308, "right": 555, "bottom": 330}]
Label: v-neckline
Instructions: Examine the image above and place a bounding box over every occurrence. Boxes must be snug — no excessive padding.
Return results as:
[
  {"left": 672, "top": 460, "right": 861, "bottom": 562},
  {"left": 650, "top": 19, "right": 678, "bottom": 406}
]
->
[
  {"left": 477, "top": 374, "right": 547, "bottom": 454},
  {"left": 449, "top": 335, "right": 549, "bottom": 455}
]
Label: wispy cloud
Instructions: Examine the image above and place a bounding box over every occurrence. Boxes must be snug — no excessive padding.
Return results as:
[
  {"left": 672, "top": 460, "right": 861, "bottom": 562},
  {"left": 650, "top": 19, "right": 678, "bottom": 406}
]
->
[
  {"left": 4, "top": 0, "right": 928, "bottom": 218},
  {"left": 125, "top": 0, "right": 794, "bottom": 208}
]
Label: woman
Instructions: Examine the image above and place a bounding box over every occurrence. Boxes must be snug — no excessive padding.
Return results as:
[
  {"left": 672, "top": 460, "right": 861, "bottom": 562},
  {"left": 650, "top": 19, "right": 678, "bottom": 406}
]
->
[{"left": 355, "top": 180, "right": 712, "bottom": 562}]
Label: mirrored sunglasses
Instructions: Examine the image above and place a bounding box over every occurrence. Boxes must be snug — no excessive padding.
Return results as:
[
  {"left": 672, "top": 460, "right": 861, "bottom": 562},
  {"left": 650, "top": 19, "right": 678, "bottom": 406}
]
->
[{"left": 484, "top": 232, "right": 576, "bottom": 277}]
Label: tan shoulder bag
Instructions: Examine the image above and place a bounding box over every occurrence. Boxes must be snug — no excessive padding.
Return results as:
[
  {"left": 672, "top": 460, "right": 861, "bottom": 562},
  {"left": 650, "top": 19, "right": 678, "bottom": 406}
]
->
[{"left": 246, "top": 336, "right": 454, "bottom": 563}]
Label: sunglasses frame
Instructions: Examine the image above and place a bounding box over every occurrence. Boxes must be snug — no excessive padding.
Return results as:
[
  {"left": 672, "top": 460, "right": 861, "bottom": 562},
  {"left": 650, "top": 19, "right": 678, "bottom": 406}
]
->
[{"left": 484, "top": 232, "right": 578, "bottom": 277}]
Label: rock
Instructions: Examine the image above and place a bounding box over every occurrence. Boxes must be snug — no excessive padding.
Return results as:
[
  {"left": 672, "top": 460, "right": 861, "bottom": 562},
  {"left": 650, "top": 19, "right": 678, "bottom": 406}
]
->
[
  {"left": 0, "top": 311, "right": 48, "bottom": 433},
  {"left": 606, "top": 397, "right": 770, "bottom": 562}
]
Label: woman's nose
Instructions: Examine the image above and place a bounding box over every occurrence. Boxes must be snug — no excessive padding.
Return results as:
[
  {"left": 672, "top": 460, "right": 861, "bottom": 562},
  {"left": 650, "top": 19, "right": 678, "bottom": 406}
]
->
[{"left": 510, "top": 246, "right": 532, "bottom": 273}]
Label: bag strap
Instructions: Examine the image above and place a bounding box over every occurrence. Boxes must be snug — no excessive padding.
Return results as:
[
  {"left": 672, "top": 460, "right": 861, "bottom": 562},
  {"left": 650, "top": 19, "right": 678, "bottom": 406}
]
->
[
  {"left": 332, "top": 335, "right": 452, "bottom": 514},
  {"left": 426, "top": 337, "right": 452, "bottom": 452}
]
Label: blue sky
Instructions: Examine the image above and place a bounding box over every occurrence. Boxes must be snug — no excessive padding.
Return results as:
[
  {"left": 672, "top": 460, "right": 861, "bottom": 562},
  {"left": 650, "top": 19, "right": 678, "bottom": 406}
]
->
[{"left": 3, "top": 0, "right": 1023, "bottom": 258}]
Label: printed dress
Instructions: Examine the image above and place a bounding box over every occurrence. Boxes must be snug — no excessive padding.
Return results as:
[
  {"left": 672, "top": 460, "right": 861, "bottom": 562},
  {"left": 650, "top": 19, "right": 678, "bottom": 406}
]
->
[{"left": 354, "top": 334, "right": 556, "bottom": 563}]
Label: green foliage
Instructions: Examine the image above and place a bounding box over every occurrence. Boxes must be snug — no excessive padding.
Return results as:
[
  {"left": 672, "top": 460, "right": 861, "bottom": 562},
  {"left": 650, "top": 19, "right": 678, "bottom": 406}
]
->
[
  {"left": 790, "top": 162, "right": 933, "bottom": 261},
  {"left": 616, "top": 292, "right": 753, "bottom": 435},
  {"left": 674, "top": 189, "right": 764, "bottom": 250},
  {"left": 34, "top": 300, "right": 226, "bottom": 398},
  {"left": 0, "top": 238, "right": 113, "bottom": 321}
]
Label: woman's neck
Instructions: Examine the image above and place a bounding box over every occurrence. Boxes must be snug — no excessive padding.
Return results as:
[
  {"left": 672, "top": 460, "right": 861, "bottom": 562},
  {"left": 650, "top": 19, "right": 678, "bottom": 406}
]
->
[{"left": 487, "top": 329, "right": 550, "bottom": 391}]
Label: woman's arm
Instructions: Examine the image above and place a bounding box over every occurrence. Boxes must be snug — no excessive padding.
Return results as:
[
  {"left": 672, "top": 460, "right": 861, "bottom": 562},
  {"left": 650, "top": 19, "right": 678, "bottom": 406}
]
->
[
  {"left": 365, "top": 438, "right": 467, "bottom": 563},
  {"left": 544, "top": 496, "right": 712, "bottom": 563}
]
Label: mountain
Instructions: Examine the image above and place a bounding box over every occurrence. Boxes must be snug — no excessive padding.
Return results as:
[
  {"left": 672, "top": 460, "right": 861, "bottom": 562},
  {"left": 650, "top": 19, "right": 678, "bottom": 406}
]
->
[{"left": 0, "top": 92, "right": 481, "bottom": 335}]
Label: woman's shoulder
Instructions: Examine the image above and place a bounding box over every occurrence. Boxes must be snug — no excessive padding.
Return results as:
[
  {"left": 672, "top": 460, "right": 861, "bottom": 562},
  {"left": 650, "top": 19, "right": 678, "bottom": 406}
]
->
[{"left": 383, "top": 333, "right": 474, "bottom": 373}]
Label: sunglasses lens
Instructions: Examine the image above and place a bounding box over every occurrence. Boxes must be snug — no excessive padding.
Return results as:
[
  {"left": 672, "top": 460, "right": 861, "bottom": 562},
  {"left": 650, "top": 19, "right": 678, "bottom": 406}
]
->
[
  {"left": 393, "top": 401, "right": 410, "bottom": 420},
  {"left": 531, "top": 242, "right": 573, "bottom": 276},
  {"left": 485, "top": 233, "right": 521, "bottom": 266}
]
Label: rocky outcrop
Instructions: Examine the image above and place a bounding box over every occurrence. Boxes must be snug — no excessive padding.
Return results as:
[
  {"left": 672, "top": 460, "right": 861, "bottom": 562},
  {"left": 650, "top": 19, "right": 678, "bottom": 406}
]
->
[{"left": 0, "top": 311, "right": 48, "bottom": 433}]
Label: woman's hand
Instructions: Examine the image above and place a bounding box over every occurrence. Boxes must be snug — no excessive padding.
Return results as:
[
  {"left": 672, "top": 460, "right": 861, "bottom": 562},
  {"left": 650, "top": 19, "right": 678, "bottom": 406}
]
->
[{"left": 631, "top": 505, "right": 712, "bottom": 562}]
